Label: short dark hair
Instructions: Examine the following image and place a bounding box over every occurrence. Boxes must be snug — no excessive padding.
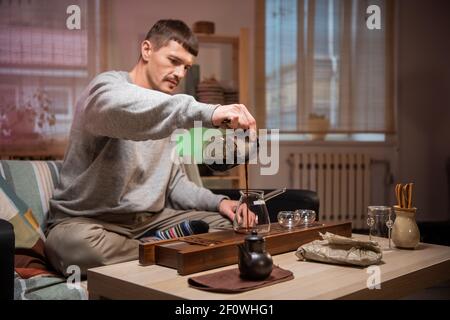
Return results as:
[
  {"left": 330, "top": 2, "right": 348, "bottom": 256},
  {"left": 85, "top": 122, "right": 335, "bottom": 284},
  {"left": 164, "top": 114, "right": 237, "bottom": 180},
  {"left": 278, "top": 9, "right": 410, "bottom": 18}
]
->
[{"left": 144, "top": 19, "right": 198, "bottom": 56}]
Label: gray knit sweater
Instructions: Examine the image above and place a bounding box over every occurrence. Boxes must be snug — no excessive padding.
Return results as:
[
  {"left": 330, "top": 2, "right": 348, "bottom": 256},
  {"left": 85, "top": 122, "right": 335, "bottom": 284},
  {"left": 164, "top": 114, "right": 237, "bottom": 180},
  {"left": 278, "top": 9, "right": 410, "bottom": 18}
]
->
[{"left": 49, "top": 71, "right": 226, "bottom": 223}]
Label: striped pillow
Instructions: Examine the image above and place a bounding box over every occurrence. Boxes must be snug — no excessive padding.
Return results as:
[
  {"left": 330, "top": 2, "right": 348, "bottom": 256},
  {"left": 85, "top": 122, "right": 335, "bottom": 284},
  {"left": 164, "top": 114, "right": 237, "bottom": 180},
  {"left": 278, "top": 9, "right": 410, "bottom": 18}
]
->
[{"left": 0, "top": 160, "right": 61, "bottom": 231}]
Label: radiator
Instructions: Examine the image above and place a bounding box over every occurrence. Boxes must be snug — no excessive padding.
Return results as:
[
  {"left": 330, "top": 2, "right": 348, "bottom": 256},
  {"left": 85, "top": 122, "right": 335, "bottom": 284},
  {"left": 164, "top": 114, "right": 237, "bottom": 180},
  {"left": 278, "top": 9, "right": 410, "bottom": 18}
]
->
[{"left": 289, "top": 153, "right": 371, "bottom": 229}]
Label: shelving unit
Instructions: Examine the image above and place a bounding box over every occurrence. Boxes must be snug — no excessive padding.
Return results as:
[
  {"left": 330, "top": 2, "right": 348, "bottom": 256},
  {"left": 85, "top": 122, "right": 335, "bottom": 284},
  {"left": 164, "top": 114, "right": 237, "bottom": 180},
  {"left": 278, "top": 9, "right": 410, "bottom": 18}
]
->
[{"left": 195, "top": 28, "right": 249, "bottom": 189}]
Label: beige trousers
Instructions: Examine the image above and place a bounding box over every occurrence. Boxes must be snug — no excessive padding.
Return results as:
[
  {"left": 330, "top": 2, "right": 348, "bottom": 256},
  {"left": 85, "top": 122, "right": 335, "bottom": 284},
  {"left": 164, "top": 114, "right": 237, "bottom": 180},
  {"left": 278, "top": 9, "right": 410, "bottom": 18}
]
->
[{"left": 45, "top": 208, "right": 232, "bottom": 277}]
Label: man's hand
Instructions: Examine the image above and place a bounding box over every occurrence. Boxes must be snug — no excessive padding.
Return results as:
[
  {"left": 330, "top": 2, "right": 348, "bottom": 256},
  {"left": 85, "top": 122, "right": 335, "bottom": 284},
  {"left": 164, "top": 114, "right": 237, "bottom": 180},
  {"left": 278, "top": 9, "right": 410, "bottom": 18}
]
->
[
  {"left": 234, "top": 202, "right": 257, "bottom": 227},
  {"left": 218, "top": 199, "right": 257, "bottom": 227},
  {"left": 212, "top": 104, "right": 257, "bottom": 132},
  {"left": 218, "top": 199, "right": 238, "bottom": 221}
]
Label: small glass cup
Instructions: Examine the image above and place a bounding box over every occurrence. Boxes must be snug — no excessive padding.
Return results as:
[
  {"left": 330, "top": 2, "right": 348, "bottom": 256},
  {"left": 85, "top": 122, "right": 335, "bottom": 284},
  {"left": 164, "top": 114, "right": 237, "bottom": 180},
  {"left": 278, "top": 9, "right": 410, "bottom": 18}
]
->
[
  {"left": 367, "top": 206, "right": 393, "bottom": 249},
  {"left": 298, "top": 209, "right": 317, "bottom": 226},
  {"left": 277, "top": 211, "right": 301, "bottom": 229}
]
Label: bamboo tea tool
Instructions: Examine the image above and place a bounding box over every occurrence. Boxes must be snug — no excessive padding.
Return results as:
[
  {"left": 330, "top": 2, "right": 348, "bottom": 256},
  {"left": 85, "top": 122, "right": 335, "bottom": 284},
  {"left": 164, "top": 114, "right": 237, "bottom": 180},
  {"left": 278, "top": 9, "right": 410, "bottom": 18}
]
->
[{"left": 395, "top": 183, "right": 414, "bottom": 209}]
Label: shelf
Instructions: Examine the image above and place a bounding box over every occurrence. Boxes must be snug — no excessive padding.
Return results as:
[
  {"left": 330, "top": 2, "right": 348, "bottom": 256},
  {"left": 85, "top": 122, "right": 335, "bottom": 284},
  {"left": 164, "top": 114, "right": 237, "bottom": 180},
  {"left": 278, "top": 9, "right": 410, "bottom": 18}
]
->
[
  {"left": 195, "top": 28, "right": 249, "bottom": 190},
  {"left": 195, "top": 33, "right": 239, "bottom": 45}
]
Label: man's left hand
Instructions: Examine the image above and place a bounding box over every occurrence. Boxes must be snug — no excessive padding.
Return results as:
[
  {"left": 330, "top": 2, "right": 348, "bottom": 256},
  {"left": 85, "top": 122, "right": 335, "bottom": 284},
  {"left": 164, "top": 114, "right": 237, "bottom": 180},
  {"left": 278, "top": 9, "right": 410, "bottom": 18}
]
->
[{"left": 218, "top": 199, "right": 238, "bottom": 221}]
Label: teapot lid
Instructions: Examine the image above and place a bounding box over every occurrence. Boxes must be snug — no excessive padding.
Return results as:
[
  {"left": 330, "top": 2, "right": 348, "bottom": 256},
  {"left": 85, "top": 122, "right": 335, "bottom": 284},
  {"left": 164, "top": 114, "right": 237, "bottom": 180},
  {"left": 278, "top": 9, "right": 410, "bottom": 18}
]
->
[{"left": 245, "top": 230, "right": 263, "bottom": 243}]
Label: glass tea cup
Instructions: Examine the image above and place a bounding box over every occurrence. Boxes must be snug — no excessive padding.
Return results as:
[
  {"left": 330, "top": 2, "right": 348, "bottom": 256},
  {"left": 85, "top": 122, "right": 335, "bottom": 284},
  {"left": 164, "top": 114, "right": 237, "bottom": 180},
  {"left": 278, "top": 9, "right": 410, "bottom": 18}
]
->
[
  {"left": 298, "top": 209, "right": 317, "bottom": 226},
  {"left": 367, "top": 206, "right": 393, "bottom": 249},
  {"left": 277, "top": 211, "right": 302, "bottom": 229}
]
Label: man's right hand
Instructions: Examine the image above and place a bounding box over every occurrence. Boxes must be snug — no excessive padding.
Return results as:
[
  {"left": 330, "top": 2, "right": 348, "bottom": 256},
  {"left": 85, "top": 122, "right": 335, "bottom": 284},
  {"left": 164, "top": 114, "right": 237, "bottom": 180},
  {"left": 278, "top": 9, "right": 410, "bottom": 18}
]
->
[{"left": 212, "top": 104, "right": 257, "bottom": 132}]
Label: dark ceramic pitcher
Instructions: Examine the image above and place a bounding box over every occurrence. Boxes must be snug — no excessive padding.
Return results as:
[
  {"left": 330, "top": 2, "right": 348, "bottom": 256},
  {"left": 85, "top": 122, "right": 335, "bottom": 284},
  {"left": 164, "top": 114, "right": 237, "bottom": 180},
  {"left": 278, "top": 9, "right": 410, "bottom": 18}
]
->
[{"left": 237, "top": 230, "right": 273, "bottom": 280}]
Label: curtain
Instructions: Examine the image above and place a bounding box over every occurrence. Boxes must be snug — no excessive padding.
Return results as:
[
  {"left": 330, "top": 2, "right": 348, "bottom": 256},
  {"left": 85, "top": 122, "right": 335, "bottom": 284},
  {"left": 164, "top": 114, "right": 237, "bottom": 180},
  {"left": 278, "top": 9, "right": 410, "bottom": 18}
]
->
[
  {"left": 265, "top": 0, "right": 298, "bottom": 130},
  {"left": 0, "top": 0, "right": 106, "bottom": 158},
  {"left": 262, "top": 0, "right": 395, "bottom": 134}
]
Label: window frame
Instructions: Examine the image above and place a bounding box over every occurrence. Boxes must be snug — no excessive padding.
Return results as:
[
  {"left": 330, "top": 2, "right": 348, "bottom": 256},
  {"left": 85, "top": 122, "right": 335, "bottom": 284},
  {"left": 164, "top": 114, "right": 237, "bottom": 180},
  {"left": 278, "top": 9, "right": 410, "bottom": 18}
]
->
[{"left": 255, "top": 0, "right": 396, "bottom": 140}]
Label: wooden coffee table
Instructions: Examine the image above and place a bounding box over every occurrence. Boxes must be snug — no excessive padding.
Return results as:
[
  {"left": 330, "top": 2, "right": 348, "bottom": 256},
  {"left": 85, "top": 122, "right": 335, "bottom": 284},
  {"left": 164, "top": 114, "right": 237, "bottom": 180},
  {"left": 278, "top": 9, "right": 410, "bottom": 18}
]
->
[{"left": 87, "top": 234, "right": 450, "bottom": 300}]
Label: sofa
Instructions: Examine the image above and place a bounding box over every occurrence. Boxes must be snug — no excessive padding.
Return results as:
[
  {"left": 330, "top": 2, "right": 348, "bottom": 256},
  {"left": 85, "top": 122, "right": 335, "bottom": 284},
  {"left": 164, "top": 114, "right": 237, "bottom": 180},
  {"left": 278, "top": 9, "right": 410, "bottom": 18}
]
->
[{"left": 0, "top": 159, "right": 319, "bottom": 300}]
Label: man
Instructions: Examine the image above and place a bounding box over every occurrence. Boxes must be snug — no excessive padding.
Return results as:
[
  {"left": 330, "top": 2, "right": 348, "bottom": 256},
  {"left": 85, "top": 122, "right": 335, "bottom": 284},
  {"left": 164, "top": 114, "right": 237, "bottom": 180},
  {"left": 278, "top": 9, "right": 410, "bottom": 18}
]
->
[{"left": 45, "top": 19, "right": 256, "bottom": 276}]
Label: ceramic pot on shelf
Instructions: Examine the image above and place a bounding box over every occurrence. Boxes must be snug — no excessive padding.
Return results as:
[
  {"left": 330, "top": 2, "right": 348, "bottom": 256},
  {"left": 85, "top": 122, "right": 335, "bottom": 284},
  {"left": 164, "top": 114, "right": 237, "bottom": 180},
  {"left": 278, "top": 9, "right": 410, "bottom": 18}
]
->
[{"left": 306, "top": 116, "right": 330, "bottom": 141}]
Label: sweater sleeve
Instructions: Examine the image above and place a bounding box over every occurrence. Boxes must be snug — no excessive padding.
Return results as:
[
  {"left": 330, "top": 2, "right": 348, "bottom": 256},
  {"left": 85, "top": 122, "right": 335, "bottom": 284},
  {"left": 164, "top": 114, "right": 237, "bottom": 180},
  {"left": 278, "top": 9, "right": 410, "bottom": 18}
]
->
[
  {"left": 82, "top": 72, "right": 218, "bottom": 140},
  {"left": 166, "top": 162, "right": 229, "bottom": 212}
]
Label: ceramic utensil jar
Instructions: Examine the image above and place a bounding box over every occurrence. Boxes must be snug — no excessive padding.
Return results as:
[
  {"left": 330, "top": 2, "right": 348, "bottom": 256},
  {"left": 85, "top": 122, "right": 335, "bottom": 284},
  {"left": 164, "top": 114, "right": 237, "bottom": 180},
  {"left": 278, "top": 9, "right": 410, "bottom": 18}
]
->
[{"left": 391, "top": 205, "right": 420, "bottom": 249}]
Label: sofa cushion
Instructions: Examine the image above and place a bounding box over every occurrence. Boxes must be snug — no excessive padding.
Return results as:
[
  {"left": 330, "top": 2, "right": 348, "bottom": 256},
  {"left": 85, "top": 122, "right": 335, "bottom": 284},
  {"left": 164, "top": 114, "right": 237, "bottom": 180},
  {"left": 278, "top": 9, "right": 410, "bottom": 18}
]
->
[
  {"left": 0, "top": 161, "right": 61, "bottom": 275},
  {"left": 0, "top": 175, "right": 43, "bottom": 248},
  {"left": 1, "top": 161, "right": 87, "bottom": 299},
  {"left": 14, "top": 272, "right": 87, "bottom": 300},
  {"left": 0, "top": 160, "right": 61, "bottom": 231},
  {"left": 0, "top": 174, "right": 55, "bottom": 277}
]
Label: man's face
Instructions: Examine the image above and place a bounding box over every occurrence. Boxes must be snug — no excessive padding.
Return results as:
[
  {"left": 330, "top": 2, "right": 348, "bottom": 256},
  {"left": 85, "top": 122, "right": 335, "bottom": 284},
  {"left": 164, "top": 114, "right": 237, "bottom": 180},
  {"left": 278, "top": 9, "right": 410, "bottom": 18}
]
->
[{"left": 143, "top": 40, "right": 194, "bottom": 94}]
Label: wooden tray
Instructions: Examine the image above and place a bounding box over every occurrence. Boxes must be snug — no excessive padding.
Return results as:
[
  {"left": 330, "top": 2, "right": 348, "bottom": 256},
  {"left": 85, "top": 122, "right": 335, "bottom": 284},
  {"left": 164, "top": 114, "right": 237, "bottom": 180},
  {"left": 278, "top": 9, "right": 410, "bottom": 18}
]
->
[{"left": 139, "top": 222, "right": 352, "bottom": 275}]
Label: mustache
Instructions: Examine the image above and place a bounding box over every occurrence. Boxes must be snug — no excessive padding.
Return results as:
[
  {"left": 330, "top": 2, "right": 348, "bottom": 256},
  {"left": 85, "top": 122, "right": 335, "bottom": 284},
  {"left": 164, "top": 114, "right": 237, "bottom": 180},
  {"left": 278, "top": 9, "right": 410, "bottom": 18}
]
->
[{"left": 164, "top": 76, "right": 179, "bottom": 85}]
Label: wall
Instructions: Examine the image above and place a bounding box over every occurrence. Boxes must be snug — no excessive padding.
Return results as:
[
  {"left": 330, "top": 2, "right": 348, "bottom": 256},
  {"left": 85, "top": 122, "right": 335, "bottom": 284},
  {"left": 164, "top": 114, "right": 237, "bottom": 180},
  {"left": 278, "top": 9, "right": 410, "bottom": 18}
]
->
[
  {"left": 248, "top": 141, "right": 398, "bottom": 210},
  {"left": 106, "top": 0, "right": 255, "bottom": 109},
  {"left": 397, "top": 0, "right": 450, "bottom": 221},
  {"left": 250, "top": 0, "right": 450, "bottom": 223},
  {"left": 105, "top": 0, "right": 450, "bottom": 222}
]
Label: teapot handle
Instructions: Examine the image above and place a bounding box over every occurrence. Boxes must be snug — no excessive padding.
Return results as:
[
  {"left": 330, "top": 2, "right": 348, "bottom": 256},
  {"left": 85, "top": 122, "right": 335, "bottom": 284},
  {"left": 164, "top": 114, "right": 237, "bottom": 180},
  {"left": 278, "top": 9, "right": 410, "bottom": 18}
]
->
[
  {"left": 264, "top": 188, "right": 286, "bottom": 202},
  {"left": 238, "top": 243, "right": 251, "bottom": 260}
]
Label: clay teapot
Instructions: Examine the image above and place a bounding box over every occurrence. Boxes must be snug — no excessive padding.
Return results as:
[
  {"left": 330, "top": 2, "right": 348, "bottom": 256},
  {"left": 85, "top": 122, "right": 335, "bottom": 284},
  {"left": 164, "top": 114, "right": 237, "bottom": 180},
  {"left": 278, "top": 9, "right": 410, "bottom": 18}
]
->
[
  {"left": 237, "top": 230, "right": 273, "bottom": 280},
  {"left": 203, "top": 129, "right": 259, "bottom": 172}
]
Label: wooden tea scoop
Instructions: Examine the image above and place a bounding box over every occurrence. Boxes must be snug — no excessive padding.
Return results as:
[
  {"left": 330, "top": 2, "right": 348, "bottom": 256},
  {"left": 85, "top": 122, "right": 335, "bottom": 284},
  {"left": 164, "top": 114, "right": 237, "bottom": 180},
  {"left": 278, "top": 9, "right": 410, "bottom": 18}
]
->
[
  {"left": 402, "top": 184, "right": 410, "bottom": 209},
  {"left": 396, "top": 183, "right": 405, "bottom": 208},
  {"left": 407, "top": 183, "right": 414, "bottom": 208},
  {"left": 395, "top": 184, "right": 402, "bottom": 207}
]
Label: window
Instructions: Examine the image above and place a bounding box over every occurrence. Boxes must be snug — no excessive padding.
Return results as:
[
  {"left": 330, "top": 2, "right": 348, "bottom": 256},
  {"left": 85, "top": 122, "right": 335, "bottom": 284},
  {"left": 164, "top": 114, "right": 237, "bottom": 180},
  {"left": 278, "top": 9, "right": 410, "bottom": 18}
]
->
[
  {"left": 0, "top": 0, "right": 105, "bottom": 145},
  {"left": 258, "top": 0, "right": 395, "bottom": 138}
]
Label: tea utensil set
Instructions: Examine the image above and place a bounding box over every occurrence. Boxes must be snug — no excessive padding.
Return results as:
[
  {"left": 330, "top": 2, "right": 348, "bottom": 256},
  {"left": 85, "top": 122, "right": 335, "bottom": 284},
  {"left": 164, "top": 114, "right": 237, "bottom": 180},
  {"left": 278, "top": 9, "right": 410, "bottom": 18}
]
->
[{"left": 395, "top": 183, "right": 414, "bottom": 209}]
